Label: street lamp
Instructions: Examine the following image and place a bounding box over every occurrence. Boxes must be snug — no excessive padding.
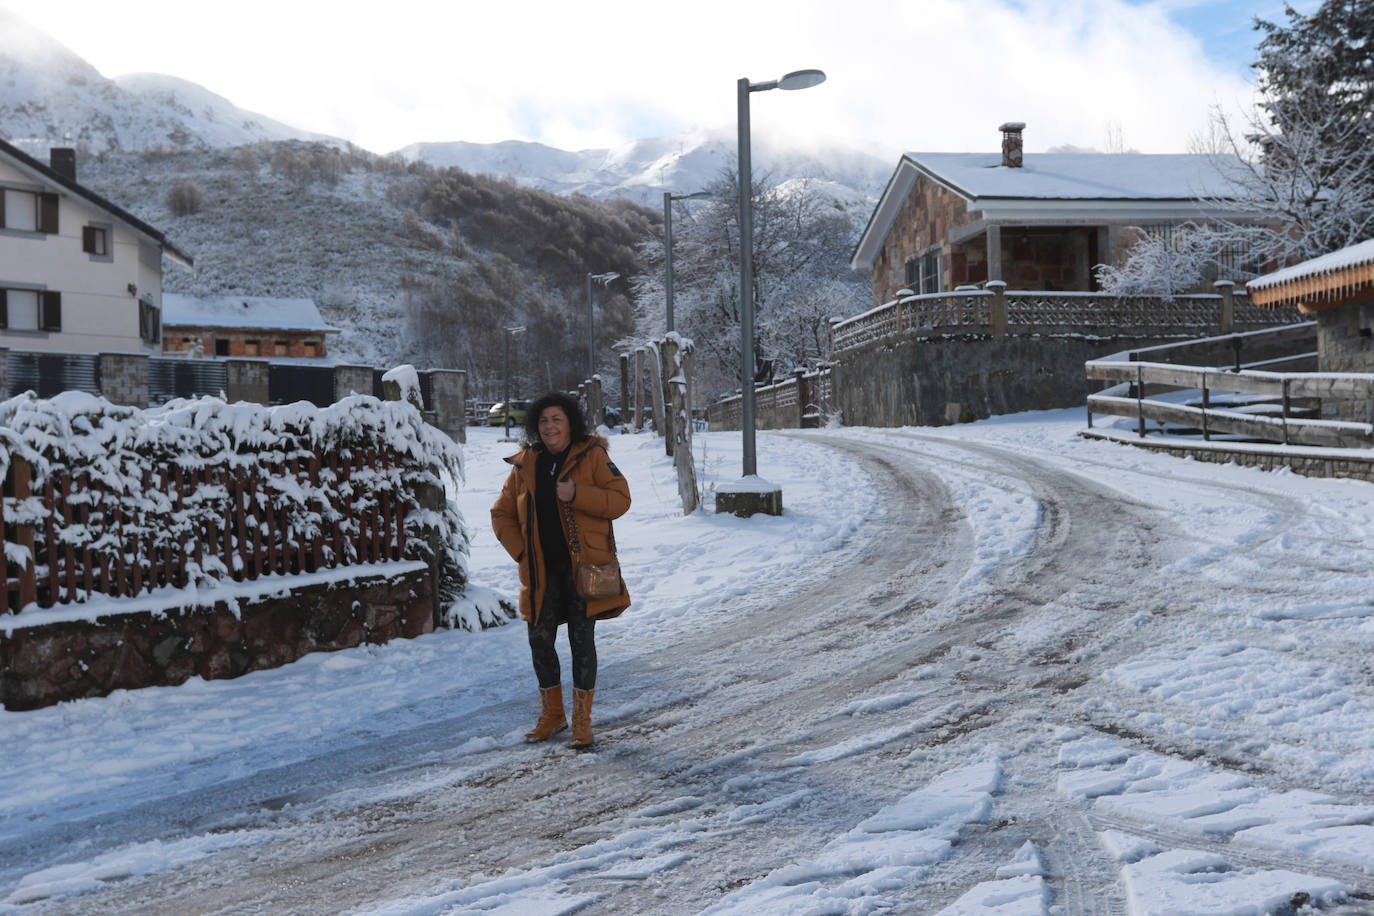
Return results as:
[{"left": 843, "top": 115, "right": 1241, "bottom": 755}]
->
[
  {"left": 503, "top": 325, "right": 525, "bottom": 438},
  {"left": 585, "top": 271, "right": 620, "bottom": 381},
  {"left": 723, "top": 68, "right": 825, "bottom": 516},
  {"left": 663, "top": 190, "right": 711, "bottom": 334}
]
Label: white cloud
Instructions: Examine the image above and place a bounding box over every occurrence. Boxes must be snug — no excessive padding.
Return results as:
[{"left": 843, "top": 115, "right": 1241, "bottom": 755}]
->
[{"left": 4, "top": 0, "right": 1260, "bottom": 155}]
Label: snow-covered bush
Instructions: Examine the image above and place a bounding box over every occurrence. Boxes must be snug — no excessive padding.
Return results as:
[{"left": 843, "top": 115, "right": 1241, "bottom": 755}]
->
[{"left": 0, "top": 392, "right": 468, "bottom": 608}]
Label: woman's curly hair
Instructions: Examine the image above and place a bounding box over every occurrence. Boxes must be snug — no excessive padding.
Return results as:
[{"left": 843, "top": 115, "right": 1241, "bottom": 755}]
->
[{"left": 523, "top": 391, "right": 590, "bottom": 449}]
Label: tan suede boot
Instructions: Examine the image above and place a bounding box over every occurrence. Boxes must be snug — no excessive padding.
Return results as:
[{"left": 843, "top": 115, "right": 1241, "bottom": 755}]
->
[
  {"left": 569, "top": 687, "right": 595, "bottom": 749},
  {"left": 524, "top": 685, "right": 567, "bottom": 742}
]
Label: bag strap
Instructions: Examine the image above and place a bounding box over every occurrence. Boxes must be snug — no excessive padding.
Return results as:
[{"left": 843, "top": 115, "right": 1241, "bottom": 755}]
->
[{"left": 558, "top": 498, "right": 615, "bottom": 556}]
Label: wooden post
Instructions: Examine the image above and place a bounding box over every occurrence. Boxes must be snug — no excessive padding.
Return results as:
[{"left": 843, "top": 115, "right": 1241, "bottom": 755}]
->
[
  {"left": 619, "top": 353, "right": 630, "bottom": 430},
  {"left": 63, "top": 474, "right": 76, "bottom": 603},
  {"left": 12, "top": 458, "right": 36, "bottom": 610},
  {"left": 1201, "top": 372, "right": 1211, "bottom": 441},
  {"left": 1215, "top": 280, "right": 1235, "bottom": 334},
  {"left": 633, "top": 347, "right": 646, "bottom": 430},
  {"left": 43, "top": 479, "right": 58, "bottom": 604},
  {"left": 1282, "top": 377, "right": 1291, "bottom": 445},
  {"left": 1136, "top": 364, "right": 1146, "bottom": 438},
  {"left": 647, "top": 343, "right": 667, "bottom": 446},
  {"left": 660, "top": 337, "right": 678, "bottom": 457}
]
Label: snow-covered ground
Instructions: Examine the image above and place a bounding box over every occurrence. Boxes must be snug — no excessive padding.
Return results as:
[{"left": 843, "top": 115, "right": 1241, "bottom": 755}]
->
[{"left": 3, "top": 411, "right": 1374, "bottom": 914}]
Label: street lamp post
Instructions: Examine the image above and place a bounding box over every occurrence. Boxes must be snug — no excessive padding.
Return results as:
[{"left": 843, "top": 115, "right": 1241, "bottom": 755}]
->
[
  {"left": 503, "top": 324, "right": 525, "bottom": 438},
  {"left": 663, "top": 190, "right": 710, "bottom": 334},
  {"left": 719, "top": 68, "right": 824, "bottom": 517}
]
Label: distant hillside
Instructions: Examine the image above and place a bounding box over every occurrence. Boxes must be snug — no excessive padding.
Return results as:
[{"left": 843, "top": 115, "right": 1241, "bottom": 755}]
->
[
  {"left": 398, "top": 128, "right": 892, "bottom": 208},
  {"left": 77, "top": 143, "right": 656, "bottom": 396},
  {"left": 0, "top": 10, "right": 329, "bottom": 153}
]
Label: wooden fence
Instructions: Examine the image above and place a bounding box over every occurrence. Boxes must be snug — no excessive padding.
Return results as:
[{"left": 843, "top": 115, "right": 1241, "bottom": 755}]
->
[
  {"left": 2, "top": 449, "right": 410, "bottom": 615},
  {"left": 1084, "top": 323, "right": 1374, "bottom": 450}
]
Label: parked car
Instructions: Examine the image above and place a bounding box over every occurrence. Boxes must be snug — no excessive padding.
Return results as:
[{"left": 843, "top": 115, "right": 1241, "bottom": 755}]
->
[{"left": 487, "top": 400, "right": 530, "bottom": 427}]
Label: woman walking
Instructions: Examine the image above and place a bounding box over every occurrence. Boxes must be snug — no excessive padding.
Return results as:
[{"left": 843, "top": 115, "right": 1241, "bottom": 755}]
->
[{"left": 491, "top": 392, "right": 631, "bottom": 749}]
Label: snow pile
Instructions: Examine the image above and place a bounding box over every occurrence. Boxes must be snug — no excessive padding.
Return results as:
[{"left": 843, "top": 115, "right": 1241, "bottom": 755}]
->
[{"left": 0, "top": 391, "right": 467, "bottom": 606}]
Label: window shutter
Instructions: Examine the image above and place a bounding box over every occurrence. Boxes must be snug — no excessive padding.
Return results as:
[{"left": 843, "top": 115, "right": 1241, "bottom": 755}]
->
[
  {"left": 39, "top": 193, "right": 59, "bottom": 234},
  {"left": 151, "top": 306, "right": 161, "bottom": 343},
  {"left": 0, "top": 192, "right": 5, "bottom": 229},
  {"left": 82, "top": 226, "right": 97, "bottom": 253},
  {"left": 138, "top": 301, "right": 149, "bottom": 340},
  {"left": 40, "top": 291, "right": 61, "bottom": 331},
  {"left": 0, "top": 289, "right": 7, "bottom": 329}
]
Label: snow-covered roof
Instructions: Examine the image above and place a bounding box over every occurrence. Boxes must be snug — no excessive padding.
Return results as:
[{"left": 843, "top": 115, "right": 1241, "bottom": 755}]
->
[
  {"left": 1247, "top": 239, "right": 1374, "bottom": 312},
  {"left": 162, "top": 294, "right": 339, "bottom": 333},
  {"left": 851, "top": 151, "right": 1255, "bottom": 271}
]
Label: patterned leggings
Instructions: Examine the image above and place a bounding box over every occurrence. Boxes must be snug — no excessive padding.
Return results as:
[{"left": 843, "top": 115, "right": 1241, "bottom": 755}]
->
[{"left": 527, "top": 564, "right": 597, "bottom": 691}]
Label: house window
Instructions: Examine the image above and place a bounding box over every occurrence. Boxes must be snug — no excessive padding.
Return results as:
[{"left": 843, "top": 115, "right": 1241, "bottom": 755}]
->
[
  {"left": 0, "top": 188, "right": 58, "bottom": 233},
  {"left": 1214, "top": 238, "right": 1263, "bottom": 279},
  {"left": 243, "top": 341, "right": 259, "bottom": 356},
  {"left": 906, "top": 248, "right": 943, "bottom": 295},
  {"left": 274, "top": 340, "right": 289, "bottom": 356},
  {"left": 138, "top": 300, "right": 160, "bottom": 343},
  {"left": 0, "top": 288, "right": 61, "bottom": 331},
  {"left": 215, "top": 338, "right": 229, "bottom": 356},
  {"left": 83, "top": 225, "right": 110, "bottom": 258},
  {"left": 1141, "top": 224, "right": 1175, "bottom": 248}
]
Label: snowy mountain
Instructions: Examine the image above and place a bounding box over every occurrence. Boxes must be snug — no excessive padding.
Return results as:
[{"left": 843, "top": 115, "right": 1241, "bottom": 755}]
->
[
  {"left": 0, "top": 10, "right": 329, "bottom": 153},
  {"left": 398, "top": 128, "right": 893, "bottom": 207}
]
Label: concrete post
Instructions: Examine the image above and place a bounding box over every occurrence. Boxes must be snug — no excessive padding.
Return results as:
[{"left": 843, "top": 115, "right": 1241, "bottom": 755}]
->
[
  {"left": 1215, "top": 280, "right": 1236, "bottom": 334},
  {"left": 226, "top": 359, "right": 270, "bottom": 404},
  {"left": 333, "top": 364, "right": 374, "bottom": 403},
  {"left": 98, "top": 352, "right": 149, "bottom": 407},
  {"left": 987, "top": 280, "right": 1008, "bottom": 339},
  {"left": 428, "top": 369, "right": 468, "bottom": 443},
  {"left": 987, "top": 225, "right": 1003, "bottom": 283}
]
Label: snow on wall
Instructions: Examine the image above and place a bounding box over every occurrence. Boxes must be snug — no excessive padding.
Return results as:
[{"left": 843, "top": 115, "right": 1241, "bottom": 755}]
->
[{"left": 0, "top": 391, "right": 467, "bottom": 606}]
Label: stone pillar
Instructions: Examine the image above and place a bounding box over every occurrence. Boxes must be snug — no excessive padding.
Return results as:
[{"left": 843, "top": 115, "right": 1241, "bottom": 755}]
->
[
  {"left": 1215, "top": 280, "right": 1235, "bottom": 334},
  {"left": 619, "top": 353, "right": 630, "bottom": 429},
  {"left": 987, "top": 280, "right": 1007, "bottom": 338},
  {"left": 429, "top": 369, "right": 468, "bottom": 443},
  {"left": 98, "top": 352, "right": 149, "bottom": 407},
  {"left": 333, "top": 364, "right": 374, "bottom": 403},
  {"left": 987, "top": 225, "right": 1003, "bottom": 283},
  {"left": 226, "top": 359, "right": 270, "bottom": 405}
]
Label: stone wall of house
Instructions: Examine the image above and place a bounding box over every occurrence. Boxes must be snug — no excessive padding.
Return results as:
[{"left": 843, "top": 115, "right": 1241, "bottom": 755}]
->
[
  {"left": 0, "top": 566, "right": 432, "bottom": 710},
  {"left": 226, "top": 358, "right": 270, "bottom": 404},
  {"left": 1318, "top": 300, "right": 1374, "bottom": 421},
  {"left": 871, "top": 176, "right": 978, "bottom": 307}
]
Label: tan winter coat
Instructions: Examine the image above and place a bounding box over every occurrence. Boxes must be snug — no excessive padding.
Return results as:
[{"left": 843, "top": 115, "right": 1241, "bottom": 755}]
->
[{"left": 490, "top": 435, "right": 631, "bottom": 624}]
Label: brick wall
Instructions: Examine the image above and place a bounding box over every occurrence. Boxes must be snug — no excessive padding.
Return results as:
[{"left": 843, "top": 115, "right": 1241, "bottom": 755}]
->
[{"left": 162, "top": 328, "right": 328, "bottom": 359}]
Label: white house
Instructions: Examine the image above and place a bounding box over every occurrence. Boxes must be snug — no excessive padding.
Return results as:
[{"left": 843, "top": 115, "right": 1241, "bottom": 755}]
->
[{"left": 0, "top": 140, "right": 192, "bottom": 355}]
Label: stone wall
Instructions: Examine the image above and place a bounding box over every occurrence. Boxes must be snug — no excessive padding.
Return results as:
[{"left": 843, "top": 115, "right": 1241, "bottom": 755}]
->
[
  {"left": 1318, "top": 300, "right": 1374, "bottom": 420},
  {"left": 226, "top": 358, "right": 270, "bottom": 404},
  {"left": 829, "top": 334, "right": 1183, "bottom": 428},
  {"left": 98, "top": 351, "right": 148, "bottom": 407},
  {"left": 333, "top": 364, "right": 374, "bottom": 402},
  {"left": 872, "top": 175, "right": 977, "bottom": 307},
  {"left": 0, "top": 565, "right": 432, "bottom": 710}
]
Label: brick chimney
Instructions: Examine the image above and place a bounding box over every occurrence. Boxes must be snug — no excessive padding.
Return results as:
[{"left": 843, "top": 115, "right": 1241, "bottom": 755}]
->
[
  {"left": 999, "top": 122, "right": 1025, "bottom": 168},
  {"left": 50, "top": 148, "right": 76, "bottom": 181}
]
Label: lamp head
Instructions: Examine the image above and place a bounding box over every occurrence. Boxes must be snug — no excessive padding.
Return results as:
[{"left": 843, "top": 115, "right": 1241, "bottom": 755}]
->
[{"left": 778, "top": 69, "right": 826, "bottom": 91}]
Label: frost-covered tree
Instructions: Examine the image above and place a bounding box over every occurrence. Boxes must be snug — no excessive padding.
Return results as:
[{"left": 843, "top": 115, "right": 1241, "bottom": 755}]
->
[
  {"left": 1095, "top": 225, "right": 1221, "bottom": 299},
  {"left": 629, "top": 166, "right": 868, "bottom": 395}
]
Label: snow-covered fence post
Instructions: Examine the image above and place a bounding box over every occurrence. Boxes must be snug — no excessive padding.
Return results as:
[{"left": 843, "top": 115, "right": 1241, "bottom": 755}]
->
[
  {"left": 619, "top": 353, "right": 630, "bottom": 430},
  {"left": 646, "top": 343, "right": 667, "bottom": 451},
  {"left": 664, "top": 339, "right": 698, "bottom": 513},
  {"left": 987, "top": 280, "right": 1008, "bottom": 339},
  {"left": 660, "top": 338, "right": 678, "bottom": 458},
  {"left": 633, "top": 347, "right": 647, "bottom": 430},
  {"left": 382, "top": 364, "right": 424, "bottom": 412}
]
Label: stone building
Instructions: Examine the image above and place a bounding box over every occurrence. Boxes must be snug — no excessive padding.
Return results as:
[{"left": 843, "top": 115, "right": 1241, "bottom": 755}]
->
[
  {"left": 161, "top": 293, "right": 338, "bottom": 359},
  {"left": 851, "top": 123, "right": 1264, "bottom": 308}
]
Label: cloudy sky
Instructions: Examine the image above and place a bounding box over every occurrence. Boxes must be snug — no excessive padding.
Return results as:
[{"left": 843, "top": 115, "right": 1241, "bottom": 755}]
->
[{"left": 4, "top": 0, "right": 1312, "bottom": 157}]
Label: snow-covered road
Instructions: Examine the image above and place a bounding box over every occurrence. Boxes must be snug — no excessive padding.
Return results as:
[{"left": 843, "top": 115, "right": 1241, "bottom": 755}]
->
[{"left": 4, "top": 413, "right": 1374, "bottom": 914}]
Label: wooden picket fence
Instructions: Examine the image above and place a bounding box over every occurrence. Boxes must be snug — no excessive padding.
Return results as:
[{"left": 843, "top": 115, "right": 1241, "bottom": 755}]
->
[{"left": 2, "top": 448, "right": 410, "bottom": 615}]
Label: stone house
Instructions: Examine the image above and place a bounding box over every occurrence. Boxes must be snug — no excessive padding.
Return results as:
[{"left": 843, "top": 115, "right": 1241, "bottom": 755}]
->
[
  {"left": 0, "top": 139, "right": 191, "bottom": 354},
  {"left": 850, "top": 123, "right": 1262, "bottom": 308},
  {"left": 161, "top": 293, "right": 339, "bottom": 359}
]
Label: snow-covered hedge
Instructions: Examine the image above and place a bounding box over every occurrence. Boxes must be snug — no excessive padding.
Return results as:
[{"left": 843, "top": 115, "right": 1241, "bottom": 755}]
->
[{"left": 0, "top": 391, "right": 467, "bottom": 608}]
